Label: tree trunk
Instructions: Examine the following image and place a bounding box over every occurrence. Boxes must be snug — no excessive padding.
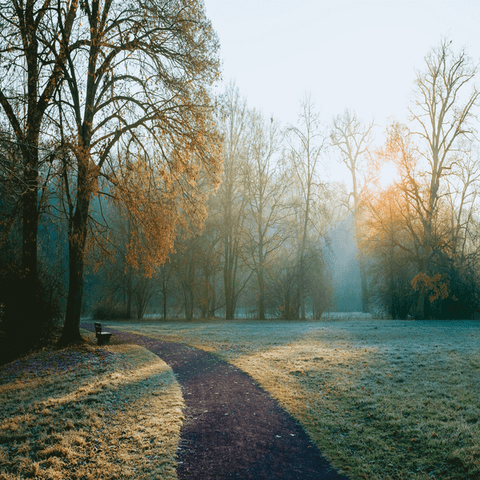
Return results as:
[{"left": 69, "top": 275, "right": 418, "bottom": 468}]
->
[
  {"left": 224, "top": 237, "right": 237, "bottom": 320},
  {"left": 135, "top": 288, "right": 147, "bottom": 319},
  {"left": 258, "top": 268, "right": 265, "bottom": 320},
  {"left": 352, "top": 170, "right": 369, "bottom": 314},
  {"left": 59, "top": 159, "right": 91, "bottom": 345},
  {"left": 258, "top": 234, "right": 265, "bottom": 320},
  {"left": 60, "top": 205, "right": 89, "bottom": 345},
  {"left": 209, "top": 272, "right": 216, "bottom": 317},
  {"left": 184, "top": 287, "right": 194, "bottom": 321},
  {"left": 184, "top": 278, "right": 194, "bottom": 321},
  {"left": 126, "top": 270, "right": 133, "bottom": 319},
  {"left": 284, "top": 282, "right": 290, "bottom": 319},
  {"left": 415, "top": 291, "right": 425, "bottom": 319},
  {"left": 163, "top": 293, "right": 167, "bottom": 319},
  {"left": 359, "top": 261, "right": 369, "bottom": 313},
  {"left": 21, "top": 29, "right": 41, "bottom": 307},
  {"left": 183, "top": 252, "right": 195, "bottom": 321},
  {"left": 299, "top": 261, "right": 306, "bottom": 320},
  {"left": 21, "top": 160, "right": 39, "bottom": 303},
  {"left": 294, "top": 287, "right": 301, "bottom": 319},
  {"left": 299, "top": 181, "right": 310, "bottom": 320},
  {"left": 225, "top": 295, "right": 236, "bottom": 320}
]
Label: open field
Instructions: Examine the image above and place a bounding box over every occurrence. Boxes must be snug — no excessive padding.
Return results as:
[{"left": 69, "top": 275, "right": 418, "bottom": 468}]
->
[
  {"left": 0, "top": 333, "right": 184, "bottom": 480},
  {"left": 109, "top": 318, "right": 480, "bottom": 480}
]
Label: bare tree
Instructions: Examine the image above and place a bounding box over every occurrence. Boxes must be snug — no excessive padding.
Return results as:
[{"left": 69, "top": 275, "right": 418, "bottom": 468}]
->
[
  {"left": 285, "top": 95, "right": 328, "bottom": 319},
  {"left": 407, "top": 39, "right": 479, "bottom": 317},
  {"left": 56, "top": 0, "right": 220, "bottom": 343},
  {"left": 172, "top": 234, "right": 199, "bottom": 322},
  {"left": 331, "top": 109, "right": 374, "bottom": 312},
  {"left": 216, "top": 85, "right": 251, "bottom": 319},
  {"left": 0, "top": 0, "right": 78, "bottom": 297},
  {"left": 195, "top": 212, "right": 222, "bottom": 318},
  {"left": 444, "top": 143, "right": 480, "bottom": 261},
  {"left": 243, "top": 111, "right": 289, "bottom": 319},
  {"left": 363, "top": 122, "right": 480, "bottom": 318}
]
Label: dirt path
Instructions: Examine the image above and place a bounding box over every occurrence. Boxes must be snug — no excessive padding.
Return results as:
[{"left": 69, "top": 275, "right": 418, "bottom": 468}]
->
[{"left": 82, "top": 324, "right": 349, "bottom": 479}]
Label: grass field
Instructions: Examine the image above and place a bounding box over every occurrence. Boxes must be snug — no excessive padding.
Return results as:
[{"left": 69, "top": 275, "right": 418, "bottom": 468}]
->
[
  {"left": 111, "top": 318, "right": 480, "bottom": 480},
  {"left": 0, "top": 332, "right": 184, "bottom": 480},
  {"left": 2, "top": 318, "right": 480, "bottom": 479}
]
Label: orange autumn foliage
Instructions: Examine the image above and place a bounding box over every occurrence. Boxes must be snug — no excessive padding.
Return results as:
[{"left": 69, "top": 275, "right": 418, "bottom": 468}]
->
[
  {"left": 110, "top": 143, "right": 220, "bottom": 278},
  {"left": 411, "top": 272, "right": 449, "bottom": 303}
]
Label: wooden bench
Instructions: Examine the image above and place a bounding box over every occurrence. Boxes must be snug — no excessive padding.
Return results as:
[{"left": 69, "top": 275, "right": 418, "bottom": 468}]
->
[{"left": 94, "top": 323, "right": 113, "bottom": 345}]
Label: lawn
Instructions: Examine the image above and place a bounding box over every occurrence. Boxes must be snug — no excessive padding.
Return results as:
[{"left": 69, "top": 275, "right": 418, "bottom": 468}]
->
[
  {"left": 2, "top": 318, "right": 480, "bottom": 480},
  {"left": 110, "top": 318, "right": 480, "bottom": 480},
  {"left": 0, "top": 332, "right": 184, "bottom": 480}
]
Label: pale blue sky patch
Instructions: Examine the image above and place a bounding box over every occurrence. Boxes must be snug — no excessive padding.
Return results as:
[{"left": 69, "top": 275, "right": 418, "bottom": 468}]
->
[{"left": 205, "top": 0, "right": 480, "bottom": 183}]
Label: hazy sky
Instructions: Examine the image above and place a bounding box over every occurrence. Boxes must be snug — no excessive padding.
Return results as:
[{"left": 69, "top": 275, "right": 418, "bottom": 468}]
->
[{"left": 204, "top": 0, "right": 480, "bottom": 183}]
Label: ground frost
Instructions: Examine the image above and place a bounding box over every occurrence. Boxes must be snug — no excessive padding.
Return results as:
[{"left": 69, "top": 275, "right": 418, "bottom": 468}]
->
[{"left": 112, "top": 318, "right": 480, "bottom": 479}]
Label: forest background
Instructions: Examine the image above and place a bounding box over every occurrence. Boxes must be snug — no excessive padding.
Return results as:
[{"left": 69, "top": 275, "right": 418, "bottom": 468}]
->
[{"left": 1, "top": 0, "right": 480, "bottom": 363}]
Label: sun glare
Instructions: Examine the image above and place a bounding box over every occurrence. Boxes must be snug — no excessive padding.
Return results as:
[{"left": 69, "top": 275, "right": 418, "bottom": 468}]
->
[{"left": 378, "top": 163, "right": 398, "bottom": 188}]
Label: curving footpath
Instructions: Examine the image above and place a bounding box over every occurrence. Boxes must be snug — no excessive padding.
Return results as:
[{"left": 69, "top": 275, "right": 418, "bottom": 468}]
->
[{"left": 81, "top": 324, "right": 349, "bottom": 480}]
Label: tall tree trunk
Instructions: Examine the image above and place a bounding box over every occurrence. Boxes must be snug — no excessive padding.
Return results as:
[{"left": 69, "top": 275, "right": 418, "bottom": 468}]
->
[
  {"left": 352, "top": 170, "right": 369, "bottom": 314},
  {"left": 184, "top": 287, "right": 194, "bottom": 321},
  {"left": 298, "top": 262, "right": 305, "bottom": 320},
  {"left": 225, "top": 294, "right": 236, "bottom": 320},
  {"left": 21, "top": 24, "right": 41, "bottom": 305},
  {"left": 59, "top": 157, "right": 91, "bottom": 345},
  {"left": 162, "top": 271, "right": 167, "bottom": 320},
  {"left": 258, "top": 232, "right": 265, "bottom": 320},
  {"left": 135, "top": 288, "right": 147, "bottom": 319},
  {"left": 299, "top": 228, "right": 307, "bottom": 320},
  {"left": 163, "top": 293, "right": 167, "bottom": 320},
  {"left": 184, "top": 279, "right": 194, "bottom": 321},
  {"left": 60, "top": 200, "right": 89, "bottom": 345},
  {"left": 224, "top": 236, "right": 237, "bottom": 320},
  {"left": 209, "top": 272, "right": 216, "bottom": 317},
  {"left": 284, "top": 291, "right": 290, "bottom": 319},
  {"left": 126, "top": 269, "right": 133, "bottom": 319},
  {"left": 183, "top": 252, "right": 195, "bottom": 321},
  {"left": 258, "top": 268, "right": 265, "bottom": 320},
  {"left": 21, "top": 158, "right": 39, "bottom": 301},
  {"left": 126, "top": 217, "right": 133, "bottom": 318},
  {"left": 414, "top": 257, "right": 427, "bottom": 319},
  {"left": 359, "top": 261, "right": 369, "bottom": 313}
]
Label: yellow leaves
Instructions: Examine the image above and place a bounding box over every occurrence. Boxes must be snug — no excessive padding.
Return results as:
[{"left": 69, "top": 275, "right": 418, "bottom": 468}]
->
[
  {"left": 411, "top": 272, "right": 449, "bottom": 302},
  {"left": 111, "top": 151, "right": 208, "bottom": 276}
]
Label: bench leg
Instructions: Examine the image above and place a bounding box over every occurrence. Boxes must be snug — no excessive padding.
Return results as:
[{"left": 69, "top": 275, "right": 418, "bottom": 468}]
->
[{"left": 97, "top": 334, "right": 112, "bottom": 345}]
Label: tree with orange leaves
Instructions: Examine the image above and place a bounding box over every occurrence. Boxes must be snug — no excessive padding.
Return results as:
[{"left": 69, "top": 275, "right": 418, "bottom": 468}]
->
[
  {"left": 360, "top": 162, "right": 416, "bottom": 318},
  {"left": 361, "top": 40, "right": 479, "bottom": 319},
  {"left": 406, "top": 39, "right": 479, "bottom": 317},
  {"left": 54, "top": 0, "right": 221, "bottom": 344}
]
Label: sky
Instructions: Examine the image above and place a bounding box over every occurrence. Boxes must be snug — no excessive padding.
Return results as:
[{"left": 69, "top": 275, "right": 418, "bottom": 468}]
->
[{"left": 203, "top": 0, "right": 480, "bottom": 184}]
